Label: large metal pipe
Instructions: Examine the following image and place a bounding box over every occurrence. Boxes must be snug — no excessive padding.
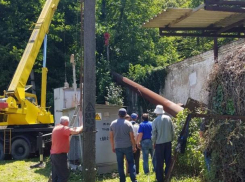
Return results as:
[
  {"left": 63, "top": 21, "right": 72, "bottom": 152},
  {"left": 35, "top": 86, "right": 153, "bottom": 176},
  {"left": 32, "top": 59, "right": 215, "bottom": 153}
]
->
[{"left": 112, "top": 72, "right": 183, "bottom": 117}]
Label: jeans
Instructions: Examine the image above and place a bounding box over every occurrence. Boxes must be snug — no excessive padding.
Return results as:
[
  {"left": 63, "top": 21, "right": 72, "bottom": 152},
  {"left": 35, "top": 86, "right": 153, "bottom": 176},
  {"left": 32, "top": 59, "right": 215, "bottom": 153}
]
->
[
  {"left": 141, "top": 139, "right": 156, "bottom": 174},
  {"left": 155, "top": 142, "right": 172, "bottom": 182},
  {"left": 115, "top": 146, "right": 137, "bottom": 182}
]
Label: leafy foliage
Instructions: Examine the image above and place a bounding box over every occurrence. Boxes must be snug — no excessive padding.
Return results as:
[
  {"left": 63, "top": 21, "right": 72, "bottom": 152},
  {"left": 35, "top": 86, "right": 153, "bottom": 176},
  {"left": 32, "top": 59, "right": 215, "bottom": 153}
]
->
[
  {"left": 204, "top": 119, "right": 245, "bottom": 181},
  {"left": 172, "top": 109, "right": 203, "bottom": 176},
  {"left": 105, "top": 82, "right": 124, "bottom": 106},
  {"left": 205, "top": 42, "right": 245, "bottom": 181},
  {"left": 207, "top": 45, "right": 245, "bottom": 116},
  {"left": 128, "top": 64, "right": 168, "bottom": 112}
]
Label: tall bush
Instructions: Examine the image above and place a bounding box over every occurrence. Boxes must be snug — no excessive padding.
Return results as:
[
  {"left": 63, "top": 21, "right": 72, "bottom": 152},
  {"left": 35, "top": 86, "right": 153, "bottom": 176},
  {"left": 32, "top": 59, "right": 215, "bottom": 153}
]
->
[
  {"left": 105, "top": 83, "right": 124, "bottom": 106},
  {"left": 203, "top": 119, "right": 245, "bottom": 181},
  {"left": 172, "top": 109, "right": 203, "bottom": 176}
]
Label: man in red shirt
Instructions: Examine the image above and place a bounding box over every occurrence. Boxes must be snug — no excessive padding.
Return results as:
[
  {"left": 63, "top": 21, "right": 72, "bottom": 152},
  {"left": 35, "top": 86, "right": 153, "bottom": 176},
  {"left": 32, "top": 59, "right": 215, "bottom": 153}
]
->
[{"left": 50, "top": 116, "right": 83, "bottom": 182}]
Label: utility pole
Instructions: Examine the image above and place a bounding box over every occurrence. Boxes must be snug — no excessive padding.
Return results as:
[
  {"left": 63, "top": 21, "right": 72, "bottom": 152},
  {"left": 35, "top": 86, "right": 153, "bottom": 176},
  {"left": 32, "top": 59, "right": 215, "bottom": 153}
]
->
[
  {"left": 83, "top": 0, "right": 96, "bottom": 181},
  {"left": 80, "top": 0, "right": 84, "bottom": 170}
]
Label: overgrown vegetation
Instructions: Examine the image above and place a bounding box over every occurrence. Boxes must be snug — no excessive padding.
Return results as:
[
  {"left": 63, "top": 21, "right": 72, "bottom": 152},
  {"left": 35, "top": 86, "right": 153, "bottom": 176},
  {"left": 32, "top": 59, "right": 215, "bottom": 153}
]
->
[
  {"left": 128, "top": 65, "right": 168, "bottom": 112},
  {"left": 203, "top": 118, "right": 245, "bottom": 181},
  {"left": 203, "top": 44, "right": 245, "bottom": 181},
  {"left": 172, "top": 110, "right": 203, "bottom": 177},
  {"left": 105, "top": 83, "right": 124, "bottom": 106},
  {"left": 207, "top": 45, "right": 245, "bottom": 116}
]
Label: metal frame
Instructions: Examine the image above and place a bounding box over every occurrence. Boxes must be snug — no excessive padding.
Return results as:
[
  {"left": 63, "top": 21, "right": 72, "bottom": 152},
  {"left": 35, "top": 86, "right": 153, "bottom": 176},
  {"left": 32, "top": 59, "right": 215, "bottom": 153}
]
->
[
  {"left": 157, "top": 1, "right": 245, "bottom": 60},
  {"left": 159, "top": 31, "right": 245, "bottom": 38},
  {"left": 205, "top": 0, "right": 245, "bottom": 13},
  {"left": 159, "top": 25, "right": 245, "bottom": 38},
  {"left": 156, "top": 1, "right": 245, "bottom": 38}
]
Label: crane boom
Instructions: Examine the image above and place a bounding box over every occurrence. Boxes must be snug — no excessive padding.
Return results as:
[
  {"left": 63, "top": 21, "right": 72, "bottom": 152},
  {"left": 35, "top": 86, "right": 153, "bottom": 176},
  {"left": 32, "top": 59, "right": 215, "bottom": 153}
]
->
[
  {"left": 0, "top": 0, "right": 61, "bottom": 126},
  {"left": 7, "top": 0, "right": 60, "bottom": 100},
  {"left": 0, "top": 0, "right": 63, "bottom": 161}
]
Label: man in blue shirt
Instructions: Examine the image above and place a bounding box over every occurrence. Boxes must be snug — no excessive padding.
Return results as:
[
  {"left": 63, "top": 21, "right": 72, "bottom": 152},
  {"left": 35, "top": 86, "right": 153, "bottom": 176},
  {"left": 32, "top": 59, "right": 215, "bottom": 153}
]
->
[{"left": 136, "top": 113, "right": 156, "bottom": 174}]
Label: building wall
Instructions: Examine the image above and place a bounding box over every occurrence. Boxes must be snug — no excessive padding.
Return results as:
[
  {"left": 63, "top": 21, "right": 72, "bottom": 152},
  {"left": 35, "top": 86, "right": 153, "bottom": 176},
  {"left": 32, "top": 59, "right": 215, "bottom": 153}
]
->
[{"left": 162, "top": 39, "right": 245, "bottom": 105}]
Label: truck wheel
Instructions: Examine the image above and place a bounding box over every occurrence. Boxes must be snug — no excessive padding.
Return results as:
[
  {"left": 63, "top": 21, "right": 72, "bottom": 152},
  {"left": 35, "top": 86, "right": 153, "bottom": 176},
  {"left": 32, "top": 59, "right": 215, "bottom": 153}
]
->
[
  {"left": 0, "top": 143, "right": 5, "bottom": 160},
  {"left": 11, "top": 139, "right": 30, "bottom": 160}
]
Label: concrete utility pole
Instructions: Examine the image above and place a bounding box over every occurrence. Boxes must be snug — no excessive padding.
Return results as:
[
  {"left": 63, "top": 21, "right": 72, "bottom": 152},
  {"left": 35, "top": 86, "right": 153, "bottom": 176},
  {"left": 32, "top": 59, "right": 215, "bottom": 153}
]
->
[{"left": 83, "top": 0, "right": 96, "bottom": 181}]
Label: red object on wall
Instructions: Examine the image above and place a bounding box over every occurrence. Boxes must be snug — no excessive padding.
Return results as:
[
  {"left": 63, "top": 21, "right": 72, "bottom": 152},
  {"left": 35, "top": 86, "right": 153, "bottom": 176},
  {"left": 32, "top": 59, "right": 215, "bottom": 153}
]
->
[{"left": 104, "top": 32, "right": 110, "bottom": 46}]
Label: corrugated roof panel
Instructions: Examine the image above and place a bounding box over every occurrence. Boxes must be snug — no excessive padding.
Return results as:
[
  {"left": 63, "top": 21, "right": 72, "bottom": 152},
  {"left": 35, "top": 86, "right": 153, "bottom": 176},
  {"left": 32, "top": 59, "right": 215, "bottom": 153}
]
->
[
  {"left": 143, "top": 7, "right": 245, "bottom": 29},
  {"left": 215, "top": 13, "right": 245, "bottom": 27},
  {"left": 174, "top": 10, "right": 231, "bottom": 27},
  {"left": 143, "top": 8, "right": 192, "bottom": 28}
]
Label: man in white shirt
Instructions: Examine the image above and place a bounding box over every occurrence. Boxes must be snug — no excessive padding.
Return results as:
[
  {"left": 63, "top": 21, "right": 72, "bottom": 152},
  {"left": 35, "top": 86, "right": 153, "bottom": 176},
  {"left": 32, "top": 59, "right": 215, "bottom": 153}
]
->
[{"left": 130, "top": 113, "right": 140, "bottom": 174}]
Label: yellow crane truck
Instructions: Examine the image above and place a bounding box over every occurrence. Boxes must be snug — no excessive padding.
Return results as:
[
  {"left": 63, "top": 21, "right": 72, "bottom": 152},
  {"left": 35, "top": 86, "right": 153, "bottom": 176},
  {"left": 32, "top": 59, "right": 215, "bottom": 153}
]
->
[{"left": 0, "top": 0, "right": 61, "bottom": 160}]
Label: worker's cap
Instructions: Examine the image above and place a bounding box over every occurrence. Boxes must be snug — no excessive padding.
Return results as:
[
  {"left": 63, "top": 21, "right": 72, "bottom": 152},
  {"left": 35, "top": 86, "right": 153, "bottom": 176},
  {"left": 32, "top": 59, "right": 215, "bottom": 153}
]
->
[
  {"left": 131, "top": 113, "right": 138, "bottom": 120},
  {"left": 118, "top": 108, "right": 127, "bottom": 117},
  {"left": 154, "top": 105, "right": 165, "bottom": 114}
]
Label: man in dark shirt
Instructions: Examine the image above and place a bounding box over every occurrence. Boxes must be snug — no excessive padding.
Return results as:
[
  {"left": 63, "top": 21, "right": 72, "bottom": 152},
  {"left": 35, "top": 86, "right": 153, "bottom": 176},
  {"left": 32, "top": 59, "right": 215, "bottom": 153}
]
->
[{"left": 110, "top": 108, "right": 137, "bottom": 182}]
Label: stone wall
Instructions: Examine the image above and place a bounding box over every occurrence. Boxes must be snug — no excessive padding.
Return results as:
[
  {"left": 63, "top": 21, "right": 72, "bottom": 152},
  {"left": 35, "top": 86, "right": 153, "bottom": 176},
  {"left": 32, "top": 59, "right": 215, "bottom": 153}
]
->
[{"left": 161, "top": 39, "right": 245, "bottom": 105}]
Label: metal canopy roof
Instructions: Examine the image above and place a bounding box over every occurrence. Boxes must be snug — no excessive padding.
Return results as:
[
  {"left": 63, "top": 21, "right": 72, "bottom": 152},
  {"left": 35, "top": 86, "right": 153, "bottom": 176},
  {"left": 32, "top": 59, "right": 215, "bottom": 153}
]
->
[{"left": 143, "top": 4, "right": 245, "bottom": 37}]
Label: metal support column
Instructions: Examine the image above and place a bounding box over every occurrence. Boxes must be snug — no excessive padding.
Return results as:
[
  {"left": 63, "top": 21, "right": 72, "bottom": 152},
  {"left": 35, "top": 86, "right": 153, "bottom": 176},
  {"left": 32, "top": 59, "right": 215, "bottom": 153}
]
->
[{"left": 214, "top": 37, "right": 218, "bottom": 63}]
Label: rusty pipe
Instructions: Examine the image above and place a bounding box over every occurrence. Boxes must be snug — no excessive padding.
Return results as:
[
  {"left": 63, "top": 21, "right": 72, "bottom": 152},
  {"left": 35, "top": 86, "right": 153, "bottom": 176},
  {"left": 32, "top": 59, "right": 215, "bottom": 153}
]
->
[{"left": 112, "top": 72, "right": 183, "bottom": 117}]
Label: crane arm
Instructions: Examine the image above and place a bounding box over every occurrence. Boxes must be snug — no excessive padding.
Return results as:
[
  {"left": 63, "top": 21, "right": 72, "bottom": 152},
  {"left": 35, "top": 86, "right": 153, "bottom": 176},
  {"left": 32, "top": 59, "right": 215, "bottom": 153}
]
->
[{"left": 7, "top": 0, "right": 60, "bottom": 101}]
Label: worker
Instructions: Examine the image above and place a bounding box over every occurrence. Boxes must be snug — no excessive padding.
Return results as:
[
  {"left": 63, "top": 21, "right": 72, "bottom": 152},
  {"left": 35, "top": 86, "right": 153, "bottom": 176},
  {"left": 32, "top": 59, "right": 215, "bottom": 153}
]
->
[
  {"left": 136, "top": 113, "right": 156, "bottom": 174},
  {"left": 125, "top": 114, "right": 131, "bottom": 121},
  {"left": 50, "top": 116, "right": 83, "bottom": 182},
  {"left": 152, "top": 105, "right": 175, "bottom": 182},
  {"left": 130, "top": 113, "right": 140, "bottom": 174},
  {"left": 110, "top": 108, "right": 137, "bottom": 182}
]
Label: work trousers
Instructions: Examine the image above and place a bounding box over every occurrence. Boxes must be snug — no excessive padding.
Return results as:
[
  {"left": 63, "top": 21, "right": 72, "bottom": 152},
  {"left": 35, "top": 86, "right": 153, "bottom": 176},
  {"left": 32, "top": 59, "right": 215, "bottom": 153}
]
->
[
  {"left": 51, "top": 153, "right": 69, "bottom": 182},
  {"left": 155, "top": 142, "right": 172, "bottom": 182}
]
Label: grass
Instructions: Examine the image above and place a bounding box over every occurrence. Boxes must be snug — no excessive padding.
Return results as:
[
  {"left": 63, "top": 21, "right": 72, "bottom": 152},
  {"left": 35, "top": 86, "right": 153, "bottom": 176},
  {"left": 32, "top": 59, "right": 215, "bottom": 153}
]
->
[{"left": 0, "top": 157, "right": 201, "bottom": 182}]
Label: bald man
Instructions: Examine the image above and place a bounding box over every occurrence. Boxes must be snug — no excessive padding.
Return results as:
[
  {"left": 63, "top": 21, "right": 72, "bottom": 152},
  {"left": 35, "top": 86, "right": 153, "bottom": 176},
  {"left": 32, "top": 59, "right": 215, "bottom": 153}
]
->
[{"left": 50, "top": 116, "right": 83, "bottom": 182}]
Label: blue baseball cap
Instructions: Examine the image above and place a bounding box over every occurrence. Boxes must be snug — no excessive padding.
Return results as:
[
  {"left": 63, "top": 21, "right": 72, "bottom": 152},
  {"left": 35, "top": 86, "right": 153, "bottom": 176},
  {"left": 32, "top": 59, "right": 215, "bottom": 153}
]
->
[
  {"left": 131, "top": 113, "right": 138, "bottom": 120},
  {"left": 118, "top": 108, "right": 127, "bottom": 117}
]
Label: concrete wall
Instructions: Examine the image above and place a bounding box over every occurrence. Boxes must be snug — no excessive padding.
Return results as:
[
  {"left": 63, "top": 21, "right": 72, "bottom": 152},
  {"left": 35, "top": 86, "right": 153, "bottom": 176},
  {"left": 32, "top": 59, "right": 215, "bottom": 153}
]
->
[{"left": 162, "top": 39, "right": 245, "bottom": 105}]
